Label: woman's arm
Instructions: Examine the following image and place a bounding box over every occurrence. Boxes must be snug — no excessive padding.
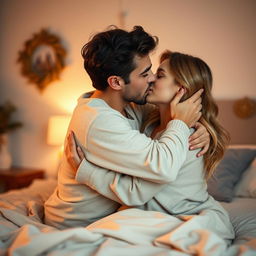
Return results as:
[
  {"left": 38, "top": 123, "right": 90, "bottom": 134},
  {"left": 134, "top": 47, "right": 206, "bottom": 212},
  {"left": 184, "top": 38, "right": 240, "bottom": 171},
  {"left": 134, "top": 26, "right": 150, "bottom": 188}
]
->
[
  {"left": 65, "top": 132, "right": 166, "bottom": 206},
  {"left": 83, "top": 124, "right": 210, "bottom": 205},
  {"left": 65, "top": 126, "right": 210, "bottom": 206}
]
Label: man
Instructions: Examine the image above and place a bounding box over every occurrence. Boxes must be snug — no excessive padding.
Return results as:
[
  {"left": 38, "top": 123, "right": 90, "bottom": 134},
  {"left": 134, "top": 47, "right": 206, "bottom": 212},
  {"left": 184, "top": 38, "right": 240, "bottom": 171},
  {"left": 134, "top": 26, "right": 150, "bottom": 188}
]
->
[{"left": 44, "top": 26, "right": 206, "bottom": 229}]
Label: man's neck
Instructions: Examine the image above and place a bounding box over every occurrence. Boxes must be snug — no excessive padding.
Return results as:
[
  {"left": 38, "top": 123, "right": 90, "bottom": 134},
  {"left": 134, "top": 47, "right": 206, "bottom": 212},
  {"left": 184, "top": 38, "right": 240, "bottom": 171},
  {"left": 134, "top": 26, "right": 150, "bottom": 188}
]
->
[{"left": 91, "top": 90, "right": 127, "bottom": 116}]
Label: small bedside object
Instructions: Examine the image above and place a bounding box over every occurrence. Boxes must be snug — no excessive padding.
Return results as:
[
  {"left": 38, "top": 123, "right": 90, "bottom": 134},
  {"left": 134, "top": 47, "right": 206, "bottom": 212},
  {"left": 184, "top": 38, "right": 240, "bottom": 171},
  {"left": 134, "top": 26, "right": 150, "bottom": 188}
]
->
[{"left": 0, "top": 167, "right": 45, "bottom": 192}]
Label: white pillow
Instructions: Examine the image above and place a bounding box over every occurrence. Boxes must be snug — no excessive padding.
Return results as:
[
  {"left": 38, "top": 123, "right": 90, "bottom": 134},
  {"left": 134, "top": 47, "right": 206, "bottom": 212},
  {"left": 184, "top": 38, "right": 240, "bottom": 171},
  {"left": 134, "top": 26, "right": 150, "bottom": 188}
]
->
[{"left": 235, "top": 158, "right": 256, "bottom": 198}]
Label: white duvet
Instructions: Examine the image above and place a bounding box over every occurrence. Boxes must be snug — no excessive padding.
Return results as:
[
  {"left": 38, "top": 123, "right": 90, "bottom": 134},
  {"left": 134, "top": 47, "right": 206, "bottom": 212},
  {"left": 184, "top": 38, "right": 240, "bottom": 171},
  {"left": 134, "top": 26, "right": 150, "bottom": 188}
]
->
[{"left": 0, "top": 179, "right": 255, "bottom": 256}]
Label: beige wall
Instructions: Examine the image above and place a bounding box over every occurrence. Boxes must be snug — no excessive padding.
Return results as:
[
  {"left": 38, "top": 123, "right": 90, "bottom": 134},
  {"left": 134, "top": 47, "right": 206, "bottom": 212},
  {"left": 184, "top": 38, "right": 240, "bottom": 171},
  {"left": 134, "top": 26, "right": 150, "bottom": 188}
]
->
[{"left": 0, "top": 0, "right": 255, "bottom": 176}]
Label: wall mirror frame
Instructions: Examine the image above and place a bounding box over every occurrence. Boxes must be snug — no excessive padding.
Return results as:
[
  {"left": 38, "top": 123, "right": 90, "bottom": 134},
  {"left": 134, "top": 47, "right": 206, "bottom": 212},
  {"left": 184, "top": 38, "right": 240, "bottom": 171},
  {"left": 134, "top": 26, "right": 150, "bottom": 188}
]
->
[{"left": 17, "top": 29, "right": 67, "bottom": 92}]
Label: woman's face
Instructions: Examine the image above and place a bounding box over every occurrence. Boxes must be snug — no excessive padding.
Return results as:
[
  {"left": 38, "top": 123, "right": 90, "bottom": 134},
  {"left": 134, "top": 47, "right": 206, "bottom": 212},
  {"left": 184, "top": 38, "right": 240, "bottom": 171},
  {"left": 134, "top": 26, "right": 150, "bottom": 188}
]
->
[{"left": 147, "top": 59, "right": 181, "bottom": 105}]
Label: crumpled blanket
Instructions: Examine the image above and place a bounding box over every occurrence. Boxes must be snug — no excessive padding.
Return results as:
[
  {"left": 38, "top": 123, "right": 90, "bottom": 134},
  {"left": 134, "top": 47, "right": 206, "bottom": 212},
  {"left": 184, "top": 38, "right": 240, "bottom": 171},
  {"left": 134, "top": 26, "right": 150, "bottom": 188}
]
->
[
  {"left": 0, "top": 179, "right": 255, "bottom": 256},
  {"left": 0, "top": 203, "right": 255, "bottom": 256}
]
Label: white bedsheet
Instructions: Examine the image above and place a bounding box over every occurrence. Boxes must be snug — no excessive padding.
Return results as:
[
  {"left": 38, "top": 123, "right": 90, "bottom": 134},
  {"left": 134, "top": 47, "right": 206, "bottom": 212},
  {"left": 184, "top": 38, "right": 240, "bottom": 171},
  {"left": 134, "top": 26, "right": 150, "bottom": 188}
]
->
[{"left": 0, "top": 179, "right": 255, "bottom": 256}]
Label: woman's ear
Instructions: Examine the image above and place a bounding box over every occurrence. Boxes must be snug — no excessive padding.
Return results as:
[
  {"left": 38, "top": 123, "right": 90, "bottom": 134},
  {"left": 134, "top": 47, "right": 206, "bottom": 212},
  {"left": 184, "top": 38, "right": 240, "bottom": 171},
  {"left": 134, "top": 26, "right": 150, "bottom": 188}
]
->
[
  {"left": 178, "top": 86, "right": 189, "bottom": 102},
  {"left": 107, "top": 76, "right": 124, "bottom": 91}
]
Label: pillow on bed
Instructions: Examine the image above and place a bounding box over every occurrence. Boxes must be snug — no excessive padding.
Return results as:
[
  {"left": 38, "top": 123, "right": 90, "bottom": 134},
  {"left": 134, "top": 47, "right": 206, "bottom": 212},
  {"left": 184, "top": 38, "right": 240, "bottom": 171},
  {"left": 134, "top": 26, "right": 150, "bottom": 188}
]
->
[
  {"left": 207, "top": 148, "right": 256, "bottom": 202},
  {"left": 235, "top": 158, "right": 256, "bottom": 198},
  {"left": 221, "top": 197, "right": 256, "bottom": 245}
]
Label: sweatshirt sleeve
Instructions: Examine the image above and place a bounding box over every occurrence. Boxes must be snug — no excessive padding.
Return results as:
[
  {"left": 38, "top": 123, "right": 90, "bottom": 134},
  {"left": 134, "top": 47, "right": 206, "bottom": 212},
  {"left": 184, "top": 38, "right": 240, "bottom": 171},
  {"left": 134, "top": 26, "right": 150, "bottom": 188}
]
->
[
  {"left": 75, "top": 158, "right": 166, "bottom": 206},
  {"left": 84, "top": 113, "right": 190, "bottom": 183}
]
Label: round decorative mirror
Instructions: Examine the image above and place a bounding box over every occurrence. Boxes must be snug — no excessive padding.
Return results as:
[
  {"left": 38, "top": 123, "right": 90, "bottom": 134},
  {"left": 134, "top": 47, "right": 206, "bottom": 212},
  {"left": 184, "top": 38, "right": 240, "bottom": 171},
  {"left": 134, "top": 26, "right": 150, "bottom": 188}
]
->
[{"left": 233, "top": 97, "right": 256, "bottom": 119}]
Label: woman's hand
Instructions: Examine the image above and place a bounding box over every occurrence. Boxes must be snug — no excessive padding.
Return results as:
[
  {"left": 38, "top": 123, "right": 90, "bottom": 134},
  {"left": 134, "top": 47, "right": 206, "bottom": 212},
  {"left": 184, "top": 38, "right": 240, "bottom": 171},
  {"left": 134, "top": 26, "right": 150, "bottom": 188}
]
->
[
  {"left": 189, "top": 122, "right": 210, "bottom": 157},
  {"left": 65, "top": 131, "right": 85, "bottom": 172}
]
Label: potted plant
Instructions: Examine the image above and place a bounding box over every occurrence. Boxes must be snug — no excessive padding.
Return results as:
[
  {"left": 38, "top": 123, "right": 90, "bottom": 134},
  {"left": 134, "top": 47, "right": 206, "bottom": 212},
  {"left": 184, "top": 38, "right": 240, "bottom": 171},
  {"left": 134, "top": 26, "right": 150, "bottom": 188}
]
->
[{"left": 0, "top": 101, "right": 23, "bottom": 170}]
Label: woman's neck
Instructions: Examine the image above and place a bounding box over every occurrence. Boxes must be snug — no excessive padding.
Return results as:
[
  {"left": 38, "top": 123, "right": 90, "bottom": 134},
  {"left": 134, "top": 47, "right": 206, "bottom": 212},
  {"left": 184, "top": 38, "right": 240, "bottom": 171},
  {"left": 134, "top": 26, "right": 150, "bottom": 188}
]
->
[
  {"left": 151, "top": 103, "right": 172, "bottom": 138},
  {"left": 159, "top": 104, "right": 172, "bottom": 128}
]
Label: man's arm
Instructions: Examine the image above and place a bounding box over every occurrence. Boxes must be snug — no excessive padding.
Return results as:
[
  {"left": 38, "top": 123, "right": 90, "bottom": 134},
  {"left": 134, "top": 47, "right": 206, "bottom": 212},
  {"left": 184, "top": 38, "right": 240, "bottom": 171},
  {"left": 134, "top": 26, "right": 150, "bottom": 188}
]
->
[
  {"left": 66, "top": 120, "right": 210, "bottom": 207},
  {"left": 189, "top": 122, "right": 210, "bottom": 157},
  {"left": 68, "top": 89, "right": 202, "bottom": 184},
  {"left": 134, "top": 101, "right": 210, "bottom": 156},
  {"left": 82, "top": 118, "right": 188, "bottom": 183},
  {"left": 81, "top": 89, "right": 201, "bottom": 183}
]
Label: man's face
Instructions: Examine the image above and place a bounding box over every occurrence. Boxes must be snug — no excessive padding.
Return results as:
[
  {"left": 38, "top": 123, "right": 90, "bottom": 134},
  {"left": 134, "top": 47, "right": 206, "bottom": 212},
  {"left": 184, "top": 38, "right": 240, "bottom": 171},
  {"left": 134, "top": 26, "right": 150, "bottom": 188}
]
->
[{"left": 122, "top": 55, "right": 155, "bottom": 105}]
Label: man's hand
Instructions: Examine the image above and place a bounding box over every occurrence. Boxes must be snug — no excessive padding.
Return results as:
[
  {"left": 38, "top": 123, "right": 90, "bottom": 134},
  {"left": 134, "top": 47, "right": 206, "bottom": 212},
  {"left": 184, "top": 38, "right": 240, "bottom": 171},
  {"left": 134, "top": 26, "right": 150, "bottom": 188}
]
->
[
  {"left": 171, "top": 88, "right": 203, "bottom": 127},
  {"left": 189, "top": 122, "right": 210, "bottom": 157},
  {"left": 65, "top": 131, "right": 85, "bottom": 172}
]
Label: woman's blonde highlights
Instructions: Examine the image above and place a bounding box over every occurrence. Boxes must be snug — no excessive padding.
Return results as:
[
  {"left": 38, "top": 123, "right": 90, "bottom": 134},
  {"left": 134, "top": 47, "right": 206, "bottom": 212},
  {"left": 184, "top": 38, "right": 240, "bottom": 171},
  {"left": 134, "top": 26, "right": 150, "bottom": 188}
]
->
[{"left": 161, "top": 50, "right": 229, "bottom": 178}]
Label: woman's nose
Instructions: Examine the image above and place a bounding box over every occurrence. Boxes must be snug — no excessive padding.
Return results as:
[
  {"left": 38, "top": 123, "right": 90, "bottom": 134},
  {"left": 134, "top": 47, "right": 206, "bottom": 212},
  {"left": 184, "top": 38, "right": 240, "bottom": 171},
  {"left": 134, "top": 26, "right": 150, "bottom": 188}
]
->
[{"left": 148, "top": 72, "right": 155, "bottom": 83}]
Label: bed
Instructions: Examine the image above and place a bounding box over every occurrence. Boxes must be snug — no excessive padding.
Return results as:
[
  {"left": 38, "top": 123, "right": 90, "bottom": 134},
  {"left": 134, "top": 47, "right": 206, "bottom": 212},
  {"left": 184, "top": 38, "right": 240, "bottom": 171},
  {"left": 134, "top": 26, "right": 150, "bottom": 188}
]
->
[{"left": 0, "top": 145, "right": 256, "bottom": 256}]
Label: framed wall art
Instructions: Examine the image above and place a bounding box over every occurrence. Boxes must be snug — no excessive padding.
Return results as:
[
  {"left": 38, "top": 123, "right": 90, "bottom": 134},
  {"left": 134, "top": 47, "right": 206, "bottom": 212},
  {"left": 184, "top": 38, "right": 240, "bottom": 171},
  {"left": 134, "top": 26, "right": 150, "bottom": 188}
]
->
[{"left": 17, "top": 29, "right": 67, "bottom": 92}]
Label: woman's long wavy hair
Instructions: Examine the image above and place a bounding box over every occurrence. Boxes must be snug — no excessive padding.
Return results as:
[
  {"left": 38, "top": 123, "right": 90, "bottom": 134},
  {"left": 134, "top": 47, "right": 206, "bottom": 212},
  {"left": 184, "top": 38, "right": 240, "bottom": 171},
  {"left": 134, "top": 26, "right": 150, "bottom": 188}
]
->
[{"left": 160, "top": 50, "right": 230, "bottom": 179}]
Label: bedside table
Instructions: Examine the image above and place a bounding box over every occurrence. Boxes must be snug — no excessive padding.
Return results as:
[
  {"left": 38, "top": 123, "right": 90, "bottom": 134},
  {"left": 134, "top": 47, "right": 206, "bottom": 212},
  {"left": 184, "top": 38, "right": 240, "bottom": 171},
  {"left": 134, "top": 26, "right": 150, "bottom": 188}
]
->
[{"left": 0, "top": 167, "right": 45, "bottom": 192}]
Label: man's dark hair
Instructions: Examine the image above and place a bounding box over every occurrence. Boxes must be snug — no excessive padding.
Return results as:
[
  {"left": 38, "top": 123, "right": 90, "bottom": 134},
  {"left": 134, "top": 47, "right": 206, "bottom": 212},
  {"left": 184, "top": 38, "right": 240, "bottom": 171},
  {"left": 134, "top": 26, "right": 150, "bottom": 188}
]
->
[{"left": 81, "top": 26, "right": 158, "bottom": 90}]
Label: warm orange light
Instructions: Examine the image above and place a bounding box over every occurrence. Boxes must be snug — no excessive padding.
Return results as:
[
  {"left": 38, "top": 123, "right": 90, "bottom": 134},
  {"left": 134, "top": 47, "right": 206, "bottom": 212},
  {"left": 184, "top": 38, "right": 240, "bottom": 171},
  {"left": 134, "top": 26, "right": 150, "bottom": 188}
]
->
[{"left": 47, "top": 115, "right": 71, "bottom": 146}]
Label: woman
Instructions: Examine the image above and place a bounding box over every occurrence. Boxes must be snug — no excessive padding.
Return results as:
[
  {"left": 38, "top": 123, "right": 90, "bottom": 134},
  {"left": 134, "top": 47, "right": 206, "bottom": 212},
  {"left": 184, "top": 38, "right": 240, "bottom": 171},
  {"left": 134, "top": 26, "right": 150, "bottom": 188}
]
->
[
  {"left": 146, "top": 50, "right": 229, "bottom": 179},
  {"left": 66, "top": 51, "right": 234, "bottom": 244}
]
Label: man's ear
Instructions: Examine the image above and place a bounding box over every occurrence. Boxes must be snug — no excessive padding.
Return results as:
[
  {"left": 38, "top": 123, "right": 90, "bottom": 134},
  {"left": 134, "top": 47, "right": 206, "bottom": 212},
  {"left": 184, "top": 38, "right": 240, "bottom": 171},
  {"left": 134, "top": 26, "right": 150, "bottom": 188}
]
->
[{"left": 107, "top": 76, "right": 124, "bottom": 91}]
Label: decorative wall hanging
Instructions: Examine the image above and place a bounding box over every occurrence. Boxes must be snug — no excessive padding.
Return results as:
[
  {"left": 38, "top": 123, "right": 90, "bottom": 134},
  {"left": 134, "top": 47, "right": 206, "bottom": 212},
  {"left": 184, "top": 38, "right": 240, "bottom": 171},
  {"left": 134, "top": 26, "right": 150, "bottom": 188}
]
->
[
  {"left": 17, "top": 29, "right": 67, "bottom": 92},
  {"left": 233, "top": 97, "right": 256, "bottom": 119}
]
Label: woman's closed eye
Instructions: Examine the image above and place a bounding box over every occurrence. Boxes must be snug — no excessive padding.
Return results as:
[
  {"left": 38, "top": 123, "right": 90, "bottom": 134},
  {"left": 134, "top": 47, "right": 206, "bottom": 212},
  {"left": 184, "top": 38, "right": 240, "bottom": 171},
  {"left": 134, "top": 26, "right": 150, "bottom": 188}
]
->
[{"left": 156, "top": 73, "right": 164, "bottom": 79}]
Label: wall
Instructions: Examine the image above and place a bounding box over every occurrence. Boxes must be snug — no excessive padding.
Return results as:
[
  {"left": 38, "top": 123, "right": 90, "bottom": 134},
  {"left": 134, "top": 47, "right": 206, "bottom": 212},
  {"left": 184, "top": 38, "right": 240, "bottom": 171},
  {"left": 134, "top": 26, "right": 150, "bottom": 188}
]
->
[
  {"left": 0, "top": 0, "right": 255, "bottom": 176},
  {"left": 123, "top": 0, "right": 256, "bottom": 99}
]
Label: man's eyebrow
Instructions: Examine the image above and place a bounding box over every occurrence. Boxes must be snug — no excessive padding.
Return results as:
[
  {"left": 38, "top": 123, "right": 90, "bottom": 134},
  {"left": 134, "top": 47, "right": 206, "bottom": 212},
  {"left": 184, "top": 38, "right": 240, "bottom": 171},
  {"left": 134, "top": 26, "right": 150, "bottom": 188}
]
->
[{"left": 139, "top": 64, "right": 152, "bottom": 75}]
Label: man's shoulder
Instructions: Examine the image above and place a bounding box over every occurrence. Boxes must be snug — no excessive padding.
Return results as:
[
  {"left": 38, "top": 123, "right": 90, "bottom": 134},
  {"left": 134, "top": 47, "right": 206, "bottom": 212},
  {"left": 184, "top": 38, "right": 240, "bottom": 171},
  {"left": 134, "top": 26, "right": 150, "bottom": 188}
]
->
[
  {"left": 69, "top": 98, "right": 130, "bottom": 144},
  {"left": 74, "top": 98, "right": 127, "bottom": 125},
  {"left": 77, "top": 95, "right": 107, "bottom": 108},
  {"left": 76, "top": 92, "right": 110, "bottom": 109},
  {"left": 76, "top": 97, "right": 117, "bottom": 115}
]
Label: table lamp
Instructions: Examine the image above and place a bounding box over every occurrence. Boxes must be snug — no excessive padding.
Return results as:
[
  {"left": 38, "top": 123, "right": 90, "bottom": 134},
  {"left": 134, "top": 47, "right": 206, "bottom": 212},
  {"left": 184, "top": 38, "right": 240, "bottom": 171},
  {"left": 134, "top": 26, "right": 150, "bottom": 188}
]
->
[{"left": 47, "top": 115, "right": 71, "bottom": 148}]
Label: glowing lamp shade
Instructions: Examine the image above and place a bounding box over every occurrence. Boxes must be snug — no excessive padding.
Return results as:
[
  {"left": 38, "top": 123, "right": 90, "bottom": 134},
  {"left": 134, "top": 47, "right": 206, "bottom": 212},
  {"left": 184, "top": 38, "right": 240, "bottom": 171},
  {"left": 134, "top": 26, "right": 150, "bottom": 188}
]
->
[{"left": 47, "top": 115, "right": 71, "bottom": 146}]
